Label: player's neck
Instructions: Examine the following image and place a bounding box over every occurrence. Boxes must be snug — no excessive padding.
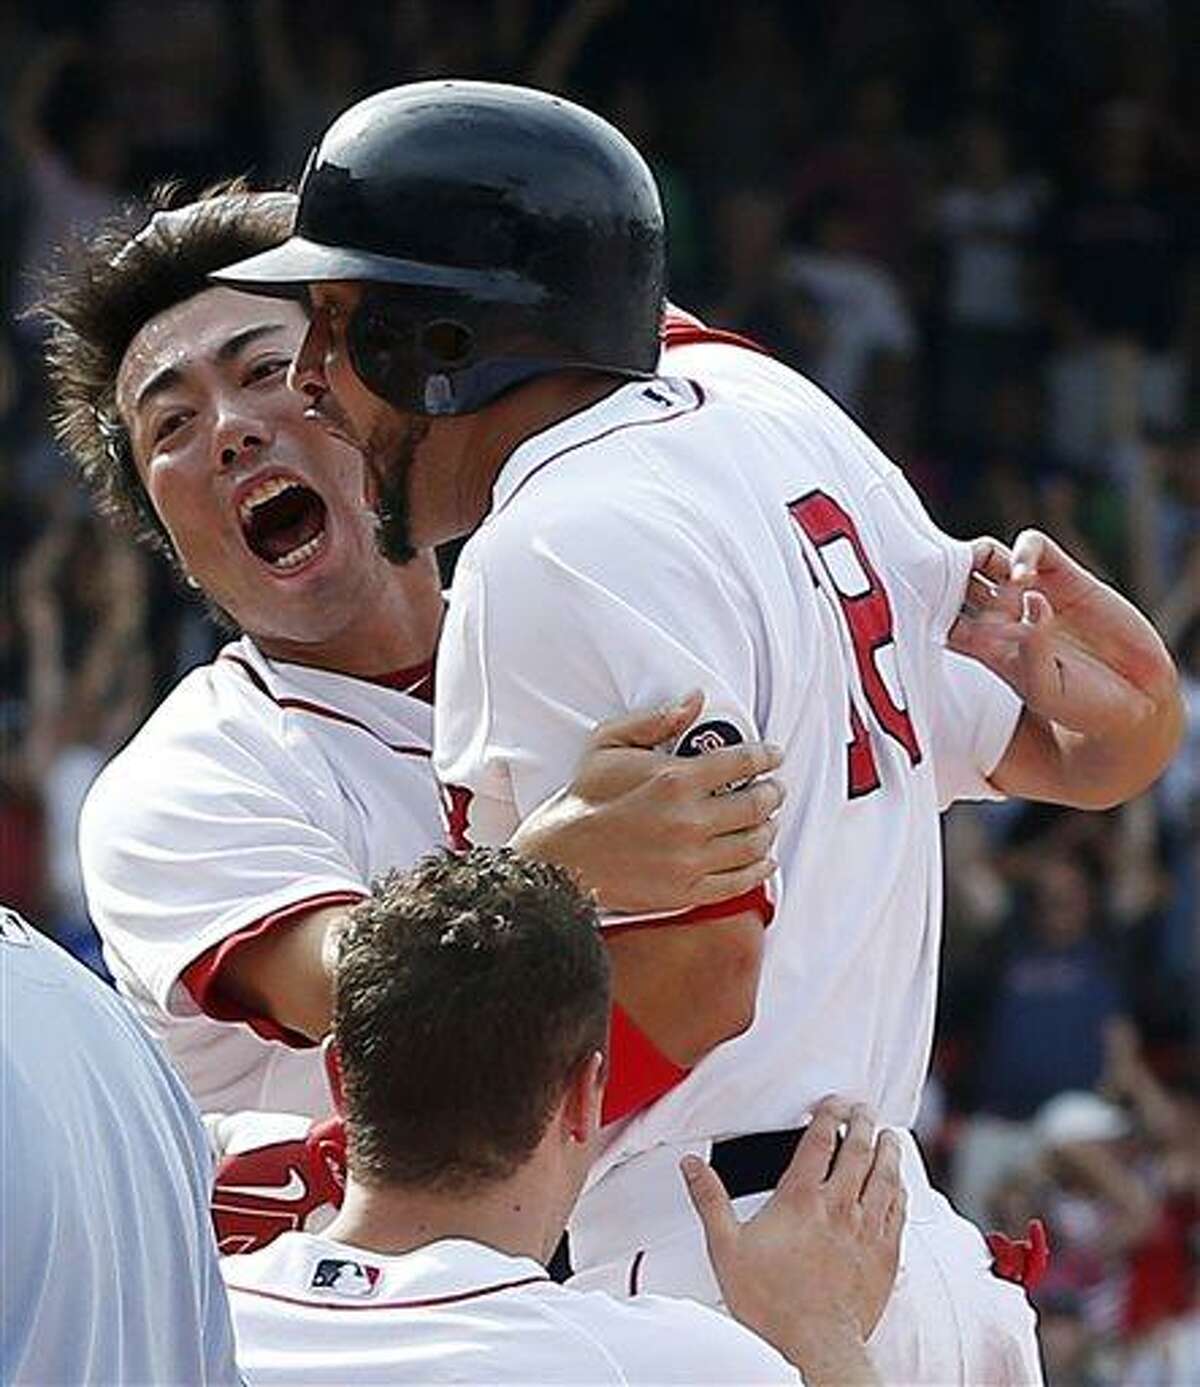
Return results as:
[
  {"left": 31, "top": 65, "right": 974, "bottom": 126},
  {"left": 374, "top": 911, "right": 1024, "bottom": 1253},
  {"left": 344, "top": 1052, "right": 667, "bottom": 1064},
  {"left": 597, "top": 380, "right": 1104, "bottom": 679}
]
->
[
  {"left": 323, "top": 1160, "right": 567, "bottom": 1267},
  {"left": 252, "top": 551, "right": 444, "bottom": 678},
  {"left": 428, "top": 372, "right": 625, "bottom": 544}
]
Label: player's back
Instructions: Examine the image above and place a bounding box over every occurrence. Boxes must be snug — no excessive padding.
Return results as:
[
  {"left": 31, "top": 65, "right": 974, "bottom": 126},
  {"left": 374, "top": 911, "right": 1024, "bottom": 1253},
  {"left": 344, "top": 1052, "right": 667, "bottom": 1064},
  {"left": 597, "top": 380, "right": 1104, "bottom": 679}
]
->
[
  {"left": 223, "top": 1232, "right": 794, "bottom": 1384},
  {"left": 0, "top": 908, "right": 239, "bottom": 1385}
]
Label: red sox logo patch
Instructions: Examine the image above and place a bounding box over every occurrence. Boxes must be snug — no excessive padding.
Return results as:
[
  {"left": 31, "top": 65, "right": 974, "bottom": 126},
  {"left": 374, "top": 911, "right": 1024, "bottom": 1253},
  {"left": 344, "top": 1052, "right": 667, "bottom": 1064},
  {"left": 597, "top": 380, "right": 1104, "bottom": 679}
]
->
[{"left": 674, "top": 719, "right": 744, "bottom": 758}]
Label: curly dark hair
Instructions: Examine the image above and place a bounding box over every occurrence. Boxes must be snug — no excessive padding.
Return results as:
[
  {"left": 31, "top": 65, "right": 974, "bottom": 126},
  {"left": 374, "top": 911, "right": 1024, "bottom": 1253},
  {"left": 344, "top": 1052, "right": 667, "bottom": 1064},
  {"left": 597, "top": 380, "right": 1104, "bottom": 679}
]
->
[
  {"left": 37, "top": 179, "right": 296, "bottom": 564},
  {"left": 335, "top": 847, "right": 610, "bottom": 1193}
]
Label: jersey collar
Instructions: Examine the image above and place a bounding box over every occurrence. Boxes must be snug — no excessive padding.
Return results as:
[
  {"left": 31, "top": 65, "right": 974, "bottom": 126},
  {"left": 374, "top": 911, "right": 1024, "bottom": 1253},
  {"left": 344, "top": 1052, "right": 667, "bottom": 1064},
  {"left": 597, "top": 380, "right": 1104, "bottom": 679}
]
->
[
  {"left": 491, "top": 376, "right": 703, "bottom": 517},
  {"left": 224, "top": 1232, "right": 550, "bottom": 1305}
]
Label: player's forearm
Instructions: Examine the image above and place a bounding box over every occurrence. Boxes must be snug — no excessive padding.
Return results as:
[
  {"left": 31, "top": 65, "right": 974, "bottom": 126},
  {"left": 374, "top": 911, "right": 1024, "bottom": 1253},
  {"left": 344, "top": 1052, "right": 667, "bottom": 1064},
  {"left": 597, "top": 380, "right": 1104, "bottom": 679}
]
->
[
  {"left": 215, "top": 908, "right": 343, "bottom": 1041},
  {"left": 993, "top": 679, "right": 1185, "bottom": 810},
  {"left": 606, "top": 910, "right": 764, "bottom": 1067}
]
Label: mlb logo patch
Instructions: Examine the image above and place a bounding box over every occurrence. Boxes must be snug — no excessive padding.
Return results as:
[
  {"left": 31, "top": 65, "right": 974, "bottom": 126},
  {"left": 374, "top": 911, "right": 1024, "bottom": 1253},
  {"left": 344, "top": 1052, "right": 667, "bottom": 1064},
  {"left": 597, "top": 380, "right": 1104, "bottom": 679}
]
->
[{"left": 310, "top": 1258, "right": 382, "bottom": 1298}]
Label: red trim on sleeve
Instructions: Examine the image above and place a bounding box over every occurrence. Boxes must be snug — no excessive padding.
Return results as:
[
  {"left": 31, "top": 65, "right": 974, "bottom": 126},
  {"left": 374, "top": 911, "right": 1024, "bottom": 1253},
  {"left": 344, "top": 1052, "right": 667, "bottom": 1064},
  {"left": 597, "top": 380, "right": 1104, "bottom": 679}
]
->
[
  {"left": 181, "top": 891, "right": 366, "bottom": 1047},
  {"left": 602, "top": 884, "right": 774, "bottom": 940},
  {"left": 601, "top": 1003, "right": 691, "bottom": 1125}
]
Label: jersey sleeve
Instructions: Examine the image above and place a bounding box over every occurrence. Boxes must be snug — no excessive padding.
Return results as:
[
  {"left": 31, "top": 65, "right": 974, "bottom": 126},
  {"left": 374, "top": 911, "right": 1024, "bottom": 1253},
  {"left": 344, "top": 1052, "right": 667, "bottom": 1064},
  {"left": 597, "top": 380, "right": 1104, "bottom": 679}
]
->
[
  {"left": 436, "top": 486, "right": 764, "bottom": 856},
  {"left": 928, "top": 649, "right": 1023, "bottom": 810},
  {"left": 79, "top": 700, "right": 369, "bottom": 1018}
]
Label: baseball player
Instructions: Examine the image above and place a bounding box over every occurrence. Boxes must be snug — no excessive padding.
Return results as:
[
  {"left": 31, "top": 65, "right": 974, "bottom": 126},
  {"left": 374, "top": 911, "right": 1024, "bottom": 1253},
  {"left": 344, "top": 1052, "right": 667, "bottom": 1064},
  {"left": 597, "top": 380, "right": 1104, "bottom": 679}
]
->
[
  {"left": 40, "top": 186, "right": 782, "bottom": 1119},
  {"left": 218, "top": 81, "right": 1184, "bottom": 1382},
  {"left": 222, "top": 848, "right": 904, "bottom": 1385},
  {"left": 1, "top": 904, "right": 239, "bottom": 1385}
]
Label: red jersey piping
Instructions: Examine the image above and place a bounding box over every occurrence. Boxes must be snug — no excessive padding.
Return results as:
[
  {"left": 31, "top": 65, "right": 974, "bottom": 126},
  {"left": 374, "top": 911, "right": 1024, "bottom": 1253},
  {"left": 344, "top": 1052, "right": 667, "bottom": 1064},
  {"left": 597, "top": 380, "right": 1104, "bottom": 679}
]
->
[
  {"left": 497, "top": 382, "right": 706, "bottom": 514},
  {"left": 222, "top": 653, "right": 432, "bottom": 758},
  {"left": 182, "top": 889, "right": 366, "bottom": 1045},
  {"left": 602, "top": 885, "right": 774, "bottom": 938},
  {"left": 224, "top": 1272, "right": 550, "bottom": 1311}
]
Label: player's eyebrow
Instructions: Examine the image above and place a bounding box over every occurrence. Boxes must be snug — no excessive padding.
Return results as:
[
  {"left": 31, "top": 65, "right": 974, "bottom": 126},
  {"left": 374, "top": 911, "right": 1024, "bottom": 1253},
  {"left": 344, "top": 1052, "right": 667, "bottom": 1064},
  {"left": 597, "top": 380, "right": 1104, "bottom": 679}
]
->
[
  {"left": 132, "top": 323, "right": 290, "bottom": 414},
  {"left": 214, "top": 322, "right": 290, "bottom": 363},
  {"left": 133, "top": 364, "right": 183, "bottom": 414}
]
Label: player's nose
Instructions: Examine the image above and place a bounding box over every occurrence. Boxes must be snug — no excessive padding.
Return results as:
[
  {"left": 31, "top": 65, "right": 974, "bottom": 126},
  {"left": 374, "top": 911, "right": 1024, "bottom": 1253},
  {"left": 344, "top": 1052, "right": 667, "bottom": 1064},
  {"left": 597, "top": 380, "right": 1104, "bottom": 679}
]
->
[
  {"left": 289, "top": 317, "right": 328, "bottom": 401},
  {"left": 212, "top": 398, "right": 271, "bottom": 471}
]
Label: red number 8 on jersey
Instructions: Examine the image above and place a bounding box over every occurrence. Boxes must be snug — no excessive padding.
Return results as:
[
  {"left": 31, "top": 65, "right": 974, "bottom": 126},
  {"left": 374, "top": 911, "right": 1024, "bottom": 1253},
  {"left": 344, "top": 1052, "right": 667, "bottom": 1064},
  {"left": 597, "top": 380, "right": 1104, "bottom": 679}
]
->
[{"left": 789, "top": 490, "right": 922, "bottom": 798}]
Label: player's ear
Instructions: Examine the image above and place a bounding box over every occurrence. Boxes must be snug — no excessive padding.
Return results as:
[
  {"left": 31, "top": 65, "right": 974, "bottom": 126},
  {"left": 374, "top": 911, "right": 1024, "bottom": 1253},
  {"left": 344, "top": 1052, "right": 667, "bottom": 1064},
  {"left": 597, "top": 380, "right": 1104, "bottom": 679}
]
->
[
  {"left": 323, "top": 1035, "right": 346, "bottom": 1114},
  {"left": 563, "top": 1050, "right": 605, "bottom": 1145}
]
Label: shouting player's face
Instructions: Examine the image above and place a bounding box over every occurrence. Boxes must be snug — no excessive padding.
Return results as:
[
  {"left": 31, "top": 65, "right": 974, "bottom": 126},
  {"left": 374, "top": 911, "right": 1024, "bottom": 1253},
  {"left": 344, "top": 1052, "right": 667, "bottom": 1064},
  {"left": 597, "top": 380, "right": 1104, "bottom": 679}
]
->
[{"left": 117, "top": 288, "right": 399, "bottom": 646}]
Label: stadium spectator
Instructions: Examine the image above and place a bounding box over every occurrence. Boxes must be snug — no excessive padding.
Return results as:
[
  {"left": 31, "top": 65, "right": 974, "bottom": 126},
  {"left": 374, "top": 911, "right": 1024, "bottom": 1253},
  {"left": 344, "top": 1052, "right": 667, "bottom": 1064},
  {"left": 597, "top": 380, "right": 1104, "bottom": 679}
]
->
[
  {"left": 928, "top": 115, "right": 1046, "bottom": 447},
  {"left": 952, "top": 852, "right": 1129, "bottom": 1221}
]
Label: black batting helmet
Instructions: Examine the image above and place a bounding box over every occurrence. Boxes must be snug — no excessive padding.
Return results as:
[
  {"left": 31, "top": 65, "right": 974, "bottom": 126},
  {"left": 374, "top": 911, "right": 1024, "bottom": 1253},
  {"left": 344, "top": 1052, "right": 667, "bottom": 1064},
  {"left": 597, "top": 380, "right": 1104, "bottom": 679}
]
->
[{"left": 214, "top": 81, "right": 666, "bottom": 416}]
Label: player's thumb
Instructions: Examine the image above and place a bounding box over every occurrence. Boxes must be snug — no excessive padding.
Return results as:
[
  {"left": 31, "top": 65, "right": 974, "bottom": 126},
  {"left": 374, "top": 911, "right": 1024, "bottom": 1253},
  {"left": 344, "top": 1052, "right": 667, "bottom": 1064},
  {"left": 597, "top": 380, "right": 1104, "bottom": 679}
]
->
[
  {"left": 681, "top": 1155, "right": 738, "bottom": 1268},
  {"left": 1011, "top": 529, "right": 1074, "bottom": 584},
  {"left": 591, "top": 690, "right": 704, "bottom": 751}
]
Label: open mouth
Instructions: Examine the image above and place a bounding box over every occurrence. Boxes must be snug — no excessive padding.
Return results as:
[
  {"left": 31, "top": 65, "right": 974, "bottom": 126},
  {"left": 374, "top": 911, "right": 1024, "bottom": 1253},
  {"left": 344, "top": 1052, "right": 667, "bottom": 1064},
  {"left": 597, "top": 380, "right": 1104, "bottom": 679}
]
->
[{"left": 238, "top": 477, "right": 329, "bottom": 571}]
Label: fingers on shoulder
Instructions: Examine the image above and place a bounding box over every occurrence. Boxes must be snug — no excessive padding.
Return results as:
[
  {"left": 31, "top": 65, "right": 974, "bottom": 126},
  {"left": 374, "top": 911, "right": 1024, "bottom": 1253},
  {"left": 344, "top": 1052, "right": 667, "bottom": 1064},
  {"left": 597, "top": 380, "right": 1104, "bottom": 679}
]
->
[
  {"left": 777, "top": 1096, "right": 851, "bottom": 1192},
  {"left": 970, "top": 536, "right": 1014, "bottom": 583},
  {"left": 681, "top": 1155, "right": 738, "bottom": 1253},
  {"left": 860, "top": 1129, "right": 905, "bottom": 1231},
  {"left": 824, "top": 1103, "right": 878, "bottom": 1208}
]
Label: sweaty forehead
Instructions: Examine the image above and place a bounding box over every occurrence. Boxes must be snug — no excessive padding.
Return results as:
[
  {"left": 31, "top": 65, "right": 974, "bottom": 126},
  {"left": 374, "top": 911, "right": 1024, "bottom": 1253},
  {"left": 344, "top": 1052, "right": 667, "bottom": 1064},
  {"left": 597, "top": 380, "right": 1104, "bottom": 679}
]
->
[{"left": 115, "top": 287, "right": 305, "bottom": 421}]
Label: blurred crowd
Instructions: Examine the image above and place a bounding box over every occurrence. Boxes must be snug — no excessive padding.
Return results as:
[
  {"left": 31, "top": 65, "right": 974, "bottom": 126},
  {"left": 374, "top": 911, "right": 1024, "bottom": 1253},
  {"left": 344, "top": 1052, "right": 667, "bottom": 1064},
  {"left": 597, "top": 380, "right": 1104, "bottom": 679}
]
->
[{"left": 0, "top": 2, "right": 1196, "bottom": 1380}]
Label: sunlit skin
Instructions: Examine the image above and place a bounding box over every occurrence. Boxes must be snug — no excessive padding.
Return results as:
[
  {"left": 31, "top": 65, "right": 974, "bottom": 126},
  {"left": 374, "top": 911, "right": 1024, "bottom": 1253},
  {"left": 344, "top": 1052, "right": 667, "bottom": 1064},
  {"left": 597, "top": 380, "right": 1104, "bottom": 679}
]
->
[
  {"left": 116, "top": 287, "right": 443, "bottom": 675},
  {"left": 288, "top": 281, "right": 620, "bottom": 557}
]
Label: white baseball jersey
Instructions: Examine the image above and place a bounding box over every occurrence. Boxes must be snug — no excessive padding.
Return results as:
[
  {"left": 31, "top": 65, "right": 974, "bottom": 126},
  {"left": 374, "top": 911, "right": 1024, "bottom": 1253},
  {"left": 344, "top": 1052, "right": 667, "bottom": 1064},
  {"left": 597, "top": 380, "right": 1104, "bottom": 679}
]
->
[
  {"left": 223, "top": 1232, "right": 798, "bottom": 1384},
  {"left": 437, "top": 338, "right": 1020, "bottom": 1158},
  {"left": 435, "top": 338, "right": 1040, "bottom": 1383},
  {"left": 0, "top": 907, "right": 240, "bottom": 1386},
  {"left": 80, "top": 635, "right": 443, "bottom": 1116}
]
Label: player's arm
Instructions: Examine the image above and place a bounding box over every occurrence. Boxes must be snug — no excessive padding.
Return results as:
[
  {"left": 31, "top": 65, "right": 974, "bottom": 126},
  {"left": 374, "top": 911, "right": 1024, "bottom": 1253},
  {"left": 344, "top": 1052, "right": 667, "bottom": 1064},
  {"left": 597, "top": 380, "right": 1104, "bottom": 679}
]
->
[
  {"left": 197, "top": 704, "right": 783, "bottom": 1047},
  {"left": 438, "top": 531, "right": 776, "bottom": 1097},
  {"left": 604, "top": 910, "right": 765, "bottom": 1067},
  {"left": 206, "top": 904, "right": 345, "bottom": 1042},
  {"left": 949, "top": 531, "right": 1185, "bottom": 809},
  {"left": 510, "top": 693, "right": 783, "bottom": 914},
  {"left": 78, "top": 719, "right": 372, "bottom": 1051},
  {"left": 537, "top": 702, "right": 779, "bottom": 1067}
]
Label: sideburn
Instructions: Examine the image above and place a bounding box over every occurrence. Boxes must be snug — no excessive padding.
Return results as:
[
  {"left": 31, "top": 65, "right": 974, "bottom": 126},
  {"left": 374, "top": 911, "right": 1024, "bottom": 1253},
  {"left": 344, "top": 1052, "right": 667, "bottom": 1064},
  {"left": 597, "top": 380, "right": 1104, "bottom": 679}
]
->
[{"left": 372, "top": 415, "right": 430, "bottom": 566}]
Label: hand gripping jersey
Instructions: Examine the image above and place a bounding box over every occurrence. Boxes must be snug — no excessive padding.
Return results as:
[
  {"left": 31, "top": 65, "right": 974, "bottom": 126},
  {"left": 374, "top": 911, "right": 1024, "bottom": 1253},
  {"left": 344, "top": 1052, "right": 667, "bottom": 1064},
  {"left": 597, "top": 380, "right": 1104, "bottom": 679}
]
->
[
  {"left": 79, "top": 636, "right": 442, "bottom": 1115},
  {"left": 1, "top": 909, "right": 239, "bottom": 1386},
  {"left": 435, "top": 334, "right": 1043, "bottom": 1383},
  {"left": 222, "top": 1233, "right": 797, "bottom": 1384}
]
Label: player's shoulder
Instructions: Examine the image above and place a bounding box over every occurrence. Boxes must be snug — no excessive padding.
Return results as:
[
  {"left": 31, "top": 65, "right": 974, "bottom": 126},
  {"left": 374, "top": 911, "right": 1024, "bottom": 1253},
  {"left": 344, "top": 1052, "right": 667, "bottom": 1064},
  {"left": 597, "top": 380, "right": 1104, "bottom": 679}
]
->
[
  {"left": 542, "top": 1284, "right": 799, "bottom": 1383},
  {"left": 81, "top": 640, "right": 285, "bottom": 816},
  {"left": 470, "top": 379, "right": 711, "bottom": 567}
]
